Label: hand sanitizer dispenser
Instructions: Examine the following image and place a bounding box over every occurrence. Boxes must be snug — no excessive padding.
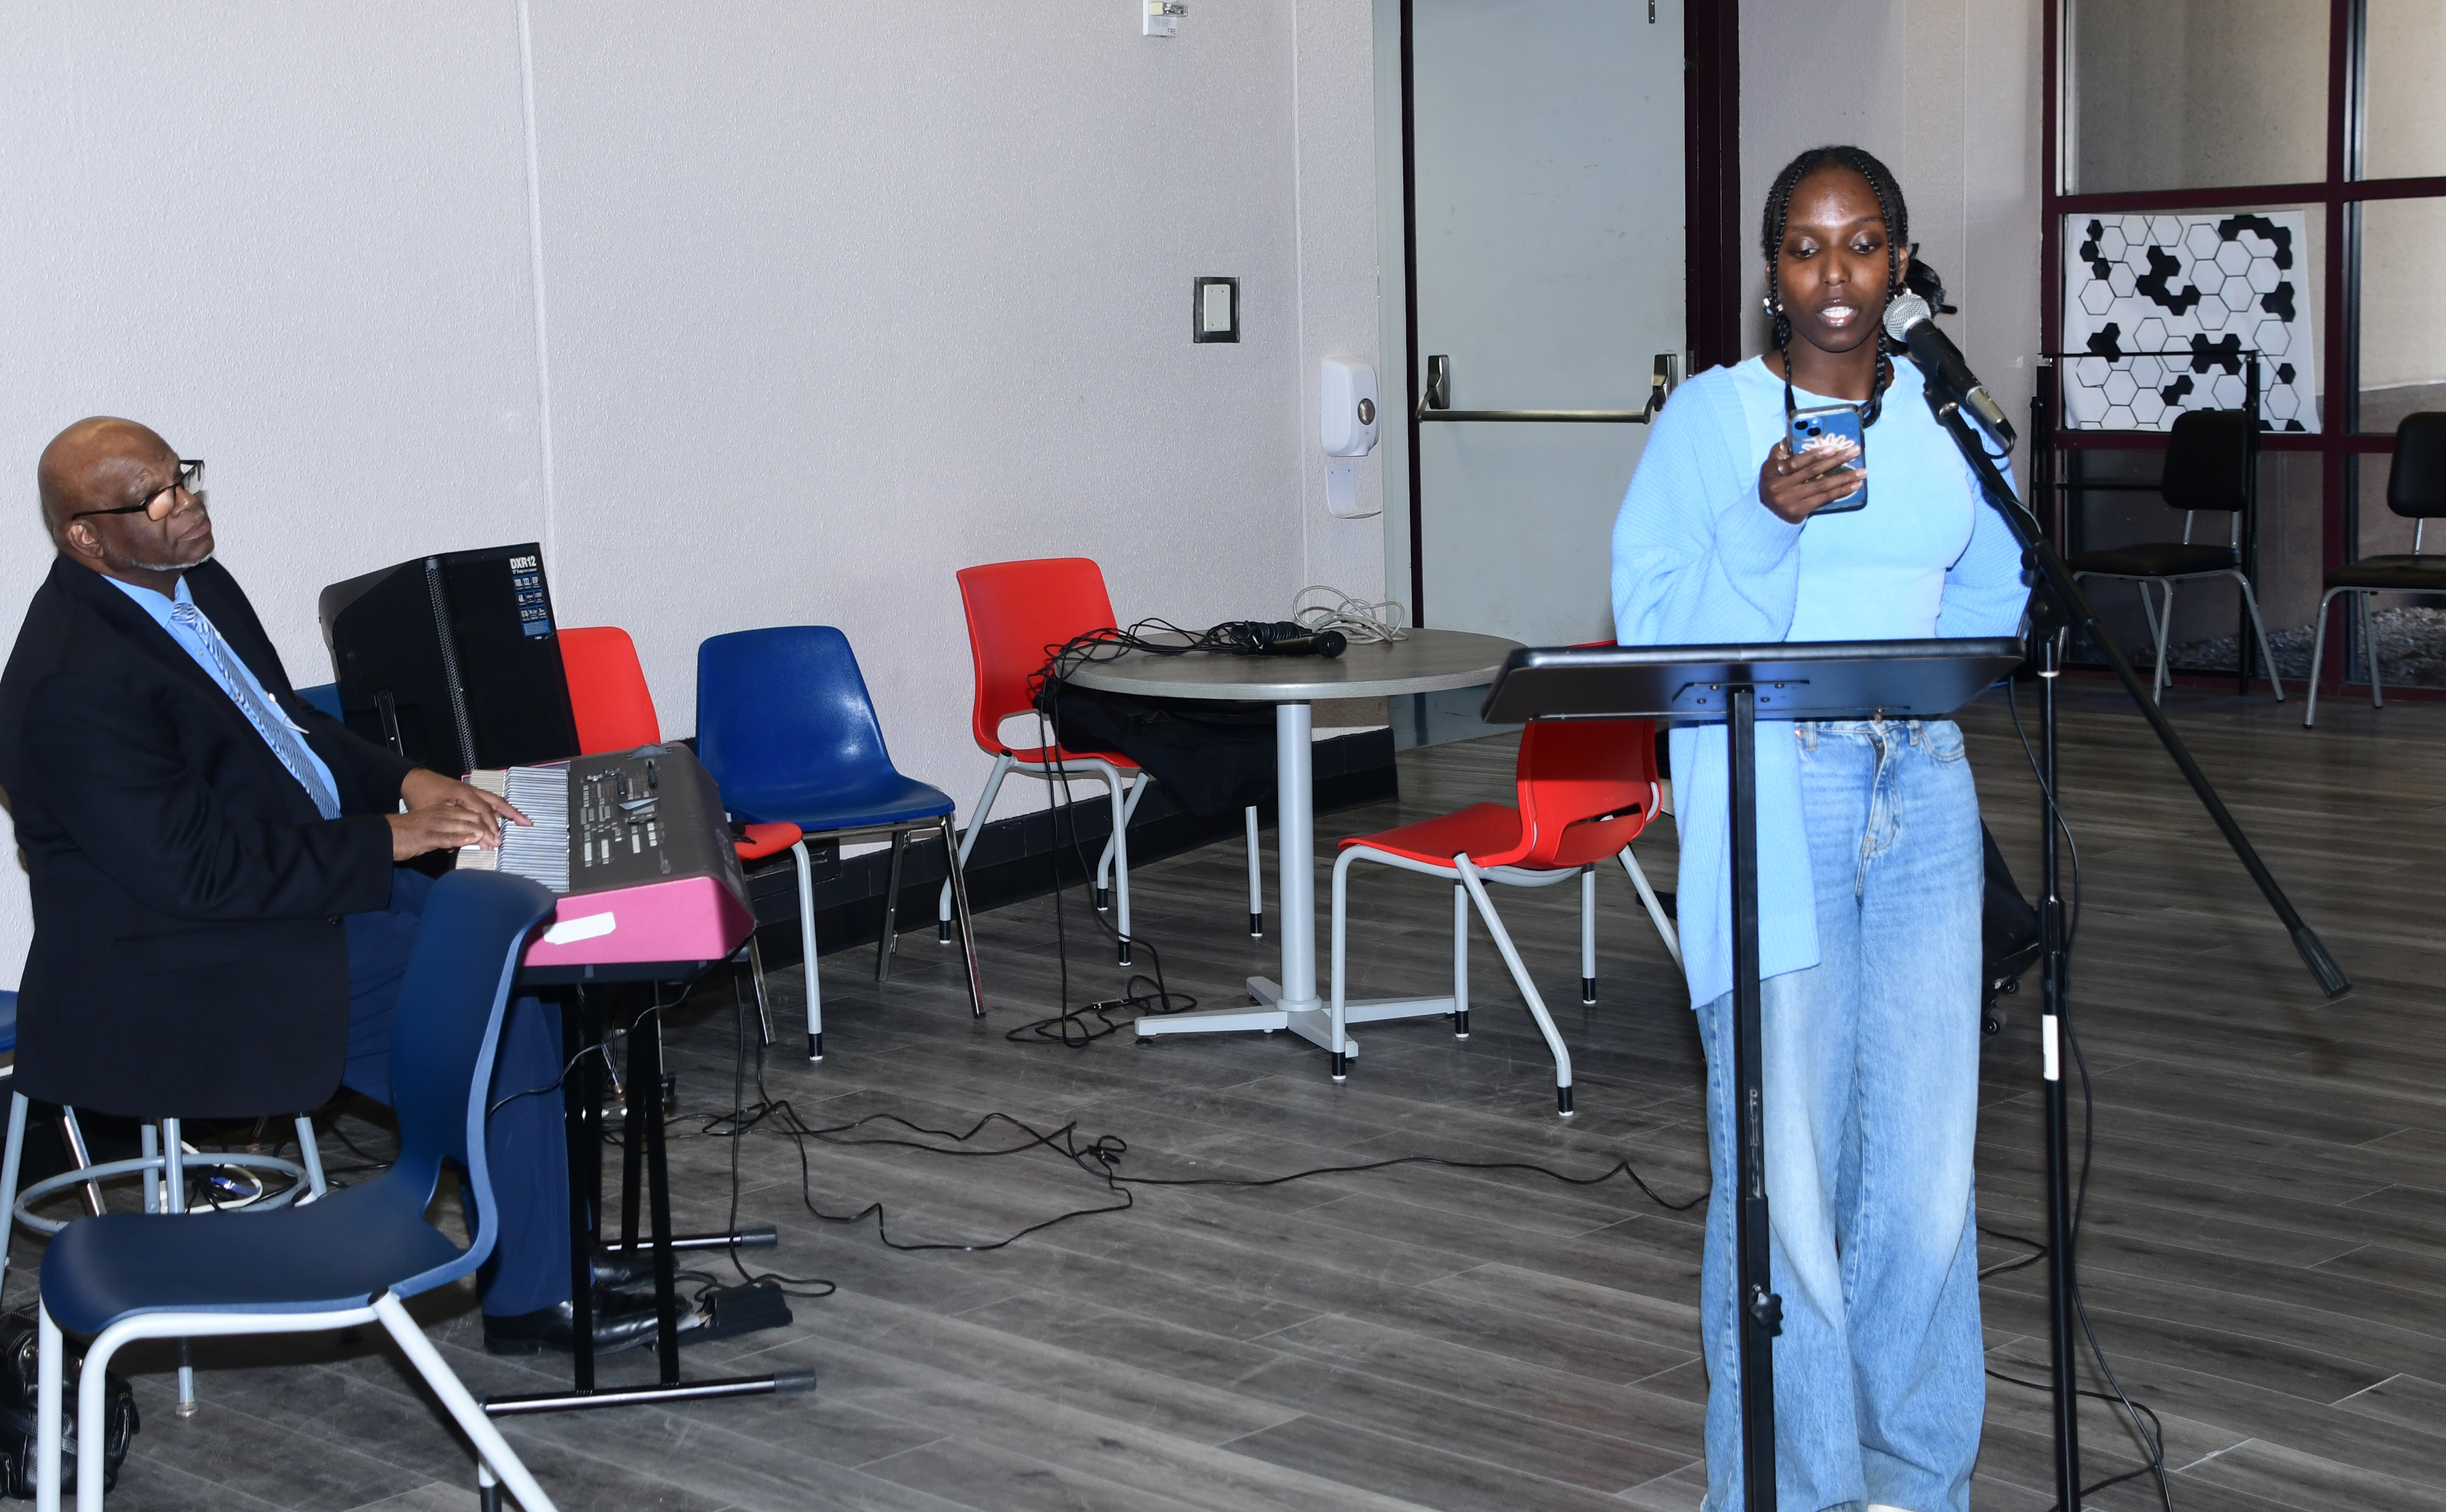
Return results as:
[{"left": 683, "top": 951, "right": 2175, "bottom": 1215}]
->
[{"left": 1321, "top": 357, "right": 1379, "bottom": 518}]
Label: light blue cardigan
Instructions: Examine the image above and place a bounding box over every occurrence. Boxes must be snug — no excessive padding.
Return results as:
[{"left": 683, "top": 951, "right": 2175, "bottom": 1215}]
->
[{"left": 1612, "top": 354, "right": 2029, "bottom": 1008}]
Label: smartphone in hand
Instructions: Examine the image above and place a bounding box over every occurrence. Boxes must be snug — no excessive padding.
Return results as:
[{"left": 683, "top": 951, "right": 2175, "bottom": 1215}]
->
[{"left": 1787, "top": 403, "right": 1866, "bottom": 514}]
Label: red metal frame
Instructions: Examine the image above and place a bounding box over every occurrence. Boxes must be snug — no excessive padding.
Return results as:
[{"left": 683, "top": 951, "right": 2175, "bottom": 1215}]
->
[{"left": 2040, "top": 0, "right": 2445, "bottom": 697}]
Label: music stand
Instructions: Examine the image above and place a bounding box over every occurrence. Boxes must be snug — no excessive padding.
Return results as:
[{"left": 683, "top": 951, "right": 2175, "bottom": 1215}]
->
[{"left": 1482, "top": 636, "right": 2025, "bottom": 1512}]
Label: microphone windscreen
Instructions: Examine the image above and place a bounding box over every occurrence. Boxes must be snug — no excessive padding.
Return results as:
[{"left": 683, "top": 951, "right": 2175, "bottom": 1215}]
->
[{"left": 1882, "top": 291, "right": 1932, "bottom": 341}]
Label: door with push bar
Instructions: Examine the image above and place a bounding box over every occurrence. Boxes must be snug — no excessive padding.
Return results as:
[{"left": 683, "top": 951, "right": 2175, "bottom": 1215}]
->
[{"left": 1392, "top": 0, "right": 1687, "bottom": 647}]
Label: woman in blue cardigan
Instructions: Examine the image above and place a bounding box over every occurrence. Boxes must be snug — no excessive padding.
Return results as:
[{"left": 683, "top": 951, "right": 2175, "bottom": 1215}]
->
[{"left": 1613, "top": 146, "right": 2028, "bottom": 1512}]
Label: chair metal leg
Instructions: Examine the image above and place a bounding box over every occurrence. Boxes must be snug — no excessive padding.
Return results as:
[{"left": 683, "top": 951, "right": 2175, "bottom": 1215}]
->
[
  {"left": 2229, "top": 571, "right": 2286, "bottom": 702},
  {"left": 1452, "top": 883, "right": 1470, "bottom": 1039},
  {"left": 1453, "top": 857, "right": 1574, "bottom": 1116},
  {"left": 1093, "top": 772, "right": 1152, "bottom": 913},
  {"left": 2360, "top": 590, "right": 2383, "bottom": 709},
  {"left": 745, "top": 933, "right": 776, "bottom": 1048},
  {"left": 292, "top": 1116, "right": 328, "bottom": 1202},
  {"left": 939, "top": 817, "right": 985, "bottom": 1019},
  {"left": 1245, "top": 805, "right": 1264, "bottom": 937},
  {"left": 1580, "top": 867, "right": 1598, "bottom": 1005},
  {"left": 1328, "top": 849, "right": 1355, "bottom": 1081},
  {"left": 35, "top": 1302, "right": 60, "bottom": 1512},
  {"left": 2306, "top": 587, "right": 2343, "bottom": 727},
  {"left": 58, "top": 1112, "right": 104, "bottom": 1218},
  {"left": 372, "top": 1293, "right": 561, "bottom": 1512},
  {"left": 0, "top": 1095, "right": 24, "bottom": 1301},
  {"left": 161, "top": 1121, "right": 194, "bottom": 1416},
  {"left": 1110, "top": 775, "right": 1135, "bottom": 965},
  {"left": 136, "top": 1122, "right": 158, "bottom": 1214},
  {"left": 792, "top": 840, "right": 822, "bottom": 1060},
  {"left": 2135, "top": 579, "right": 2174, "bottom": 703},
  {"left": 939, "top": 753, "right": 1014, "bottom": 938},
  {"left": 874, "top": 830, "right": 909, "bottom": 982},
  {"left": 1619, "top": 846, "right": 1682, "bottom": 966}
]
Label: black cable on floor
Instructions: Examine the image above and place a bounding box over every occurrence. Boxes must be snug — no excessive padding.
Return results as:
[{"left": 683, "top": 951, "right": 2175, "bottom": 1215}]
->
[
  {"left": 689, "top": 1098, "right": 1703, "bottom": 1255},
  {"left": 1001, "top": 693, "right": 1199, "bottom": 1047}
]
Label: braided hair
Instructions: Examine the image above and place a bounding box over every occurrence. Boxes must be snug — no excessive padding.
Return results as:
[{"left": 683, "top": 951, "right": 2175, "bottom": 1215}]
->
[{"left": 1759, "top": 145, "right": 1947, "bottom": 427}]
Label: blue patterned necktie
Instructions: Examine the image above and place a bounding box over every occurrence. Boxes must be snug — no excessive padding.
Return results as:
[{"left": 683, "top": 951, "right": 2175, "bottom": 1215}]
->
[{"left": 169, "top": 602, "right": 342, "bottom": 821}]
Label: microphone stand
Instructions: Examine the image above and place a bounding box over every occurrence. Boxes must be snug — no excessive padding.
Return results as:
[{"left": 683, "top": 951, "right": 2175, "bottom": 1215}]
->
[{"left": 1924, "top": 389, "right": 2350, "bottom": 1510}]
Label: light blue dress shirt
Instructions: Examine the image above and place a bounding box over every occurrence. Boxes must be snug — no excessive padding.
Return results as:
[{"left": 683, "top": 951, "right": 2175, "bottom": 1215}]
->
[
  {"left": 103, "top": 573, "right": 345, "bottom": 813},
  {"left": 1612, "top": 354, "right": 2031, "bottom": 1007}
]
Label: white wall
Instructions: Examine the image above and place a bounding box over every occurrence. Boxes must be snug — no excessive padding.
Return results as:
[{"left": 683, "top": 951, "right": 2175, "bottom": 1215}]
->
[
  {"left": 1741, "top": 0, "right": 2046, "bottom": 446},
  {"left": 0, "top": 1, "right": 1385, "bottom": 988}
]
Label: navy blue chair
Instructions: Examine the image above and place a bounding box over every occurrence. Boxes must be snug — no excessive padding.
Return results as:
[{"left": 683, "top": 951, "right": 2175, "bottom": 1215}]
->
[
  {"left": 294, "top": 682, "right": 345, "bottom": 721},
  {"left": 34, "top": 872, "right": 561, "bottom": 1512},
  {"left": 696, "top": 626, "right": 984, "bottom": 1059}
]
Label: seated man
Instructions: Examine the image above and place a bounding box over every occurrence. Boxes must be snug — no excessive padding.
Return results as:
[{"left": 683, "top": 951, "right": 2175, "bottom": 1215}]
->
[{"left": 0, "top": 416, "right": 655, "bottom": 1353}]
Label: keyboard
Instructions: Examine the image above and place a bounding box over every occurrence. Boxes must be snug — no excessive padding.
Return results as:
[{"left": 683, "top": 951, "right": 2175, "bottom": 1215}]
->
[{"left": 459, "top": 744, "right": 755, "bottom": 975}]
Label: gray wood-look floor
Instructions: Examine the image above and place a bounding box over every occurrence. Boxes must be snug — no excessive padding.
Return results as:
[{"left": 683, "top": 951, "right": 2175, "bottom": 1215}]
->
[{"left": 50, "top": 681, "right": 2446, "bottom": 1511}]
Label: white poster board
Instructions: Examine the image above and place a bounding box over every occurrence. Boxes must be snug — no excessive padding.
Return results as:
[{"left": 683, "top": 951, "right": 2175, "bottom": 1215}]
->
[{"left": 2059, "top": 210, "right": 2317, "bottom": 433}]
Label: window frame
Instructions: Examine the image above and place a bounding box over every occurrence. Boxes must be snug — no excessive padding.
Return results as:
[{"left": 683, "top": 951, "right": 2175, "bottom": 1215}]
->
[{"left": 2042, "top": 0, "right": 2446, "bottom": 691}]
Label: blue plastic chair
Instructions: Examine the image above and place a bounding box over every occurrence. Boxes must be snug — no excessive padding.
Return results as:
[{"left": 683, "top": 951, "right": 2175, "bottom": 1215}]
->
[
  {"left": 33, "top": 872, "right": 560, "bottom": 1512},
  {"left": 696, "top": 626, "right": 984, "bottom": 1056}
]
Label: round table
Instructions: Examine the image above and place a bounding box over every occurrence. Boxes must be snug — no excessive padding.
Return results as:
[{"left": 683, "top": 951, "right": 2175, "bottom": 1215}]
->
[{"left": 1063, "top": 627, "right": 1522, "bottom": 1060}]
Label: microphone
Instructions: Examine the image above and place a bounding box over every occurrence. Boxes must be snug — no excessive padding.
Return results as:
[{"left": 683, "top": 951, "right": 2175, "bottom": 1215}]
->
[
  {"left": 1262, "top": 628, "right": 1347, "bottom": 658},
  {"left": 1883, "top": 292, "right": 2017, "bottom": 448},
  {"left": 1224, "top": 622, "right": 1349, "bottom": 658}
]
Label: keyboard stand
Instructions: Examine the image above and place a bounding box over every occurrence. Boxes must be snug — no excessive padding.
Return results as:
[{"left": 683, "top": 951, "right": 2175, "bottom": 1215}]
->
[{"left": 483, "top": 969, "right": 813, "bottom": 1418}]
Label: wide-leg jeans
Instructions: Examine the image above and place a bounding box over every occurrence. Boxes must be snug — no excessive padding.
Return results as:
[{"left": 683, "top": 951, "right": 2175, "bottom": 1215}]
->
[{"left": 1697, "top": 718, "right": 1985, "bottom": 1512}]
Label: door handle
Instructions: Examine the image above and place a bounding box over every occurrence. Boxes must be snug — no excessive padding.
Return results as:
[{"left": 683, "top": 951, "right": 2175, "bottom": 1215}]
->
[{"left": 1417, "top": 353, "right": 1680, "bottom": 423}]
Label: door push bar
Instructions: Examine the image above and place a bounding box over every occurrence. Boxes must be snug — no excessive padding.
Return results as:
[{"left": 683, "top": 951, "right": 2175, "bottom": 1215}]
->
[{"left": 1415, "top": 353, "right": 1681, "bottom": 424}]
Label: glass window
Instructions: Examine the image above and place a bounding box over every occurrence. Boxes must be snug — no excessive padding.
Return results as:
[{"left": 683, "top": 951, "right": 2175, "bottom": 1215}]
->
[
  {"left": 2071, "top": 0, "right": 2328, "bottom": 194},
  {"left": 2354, "top": 196, "right": 2446, "bottom": 433},
  {"left": 2360, "top": 0, "right": 2446, "bottom": 181}
]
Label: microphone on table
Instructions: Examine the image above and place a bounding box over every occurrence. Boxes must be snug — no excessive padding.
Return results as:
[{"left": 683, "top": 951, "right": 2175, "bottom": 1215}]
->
[
  {"left": 1223, "top": 621, "right": 1349, "bottom": 658},
  {"left": 1262, "top": 628, "right": 1348, "bottom": 658},
  {"left": 1883, "top": 291, "right": 2017, "bottom": 448}
]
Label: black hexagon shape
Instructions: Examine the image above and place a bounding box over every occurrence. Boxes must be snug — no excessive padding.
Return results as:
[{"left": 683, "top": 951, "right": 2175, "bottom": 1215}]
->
[
  {"left": 2159, "top": 374, "right": 2196, "bottom": 406},
  {"left": 2188, "top": 333, "right": 2242, "bottom": 374},
  {"left": 2135, "top": 247, "right": 2201, "bottom": 314},
  {"left": 2262, "top": 281, "right": 2297, "bottom": 321},
  {"left": 2086, "top": 322, "right": 2124, "bottom": 361},
  {"left": 2217, "top": 213, "right": 2293, "bottom": 269},
  {"left": 2275, "top": 362, "right": 2297, "bottom": 385}
]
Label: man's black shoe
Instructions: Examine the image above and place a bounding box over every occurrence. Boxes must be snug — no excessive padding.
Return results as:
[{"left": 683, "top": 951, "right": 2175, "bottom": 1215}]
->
[
  {"left": 482, "top": 1293, "right": 664, "bottom": 1356},
  {"left": 591, "top": 1250, "right": 666, "bottom": 1291}
]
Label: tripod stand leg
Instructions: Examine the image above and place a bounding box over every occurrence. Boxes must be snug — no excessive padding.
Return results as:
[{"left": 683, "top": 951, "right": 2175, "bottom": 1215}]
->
[
  {"left": 1727, "top": 685, "right": 1780, "bottom": 1511},
  {"left": 2036, "top": 634, "right": 2083, "bottom": 1510}
]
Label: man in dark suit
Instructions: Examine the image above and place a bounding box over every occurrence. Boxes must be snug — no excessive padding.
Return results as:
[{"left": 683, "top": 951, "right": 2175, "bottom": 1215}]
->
[{"left": 0, "top": 416, "right": 657, "bottom": 1352}]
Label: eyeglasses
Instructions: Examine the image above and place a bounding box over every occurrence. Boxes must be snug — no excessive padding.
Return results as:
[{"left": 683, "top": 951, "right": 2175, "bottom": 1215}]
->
[{"left": 73, "top": 460, "right": 205, "bottom": 523}]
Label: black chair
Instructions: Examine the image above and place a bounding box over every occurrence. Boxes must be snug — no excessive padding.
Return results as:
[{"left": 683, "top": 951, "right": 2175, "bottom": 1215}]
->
[
  {"left": 2305, "top": 412, "right": 2446, "bottom": 727},
  {"left": 2067, "top": 408, "right": 2284, "bottom": 706}
]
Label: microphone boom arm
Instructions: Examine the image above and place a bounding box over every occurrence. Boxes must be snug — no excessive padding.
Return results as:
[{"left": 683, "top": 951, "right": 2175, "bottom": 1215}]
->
[{"left": 1927, "top": 390, "right": 2349, "bottom": 997}]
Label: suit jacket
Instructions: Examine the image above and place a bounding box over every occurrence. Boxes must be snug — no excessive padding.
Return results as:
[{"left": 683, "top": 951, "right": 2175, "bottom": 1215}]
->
[{"left": 0, "top": 556, "right": 417, "bottom": 1117}]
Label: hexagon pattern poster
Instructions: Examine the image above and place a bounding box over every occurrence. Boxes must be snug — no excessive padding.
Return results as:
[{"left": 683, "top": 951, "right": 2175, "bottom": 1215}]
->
[{"left": 2059, "top": 211, "right": 2317, "bottom": 433}]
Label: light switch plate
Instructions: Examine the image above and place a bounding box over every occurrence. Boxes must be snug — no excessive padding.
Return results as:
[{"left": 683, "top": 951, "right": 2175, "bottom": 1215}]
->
[{"left": 1193, "top": 276, "right": 1239, "bottom": 343}]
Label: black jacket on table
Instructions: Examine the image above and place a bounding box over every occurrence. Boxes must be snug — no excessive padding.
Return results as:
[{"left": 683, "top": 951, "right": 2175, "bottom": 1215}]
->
[{"left": 0, "top": 556, "right": 417, "bottom": 1117}]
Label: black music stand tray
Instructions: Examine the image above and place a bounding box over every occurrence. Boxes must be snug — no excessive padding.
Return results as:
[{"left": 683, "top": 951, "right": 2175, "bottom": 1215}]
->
[
  {"left": 481, "top": 964, "right": 815, "bottom": 1426},
  {"left": 1483, "top": 636, "right": 2023, "bottom": 1512}
]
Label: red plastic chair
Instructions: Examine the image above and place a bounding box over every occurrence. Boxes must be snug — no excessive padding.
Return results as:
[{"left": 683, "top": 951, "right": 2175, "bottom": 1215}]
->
[
  {"left": 1329, "top": 718, "right": 1680, "bottom": 1116},
  {"left": 557, "top": 627, "right": 824, "bottom": 1058},
  {"left": 936, "top": 558, "right": 1262, "bottom": 965}
]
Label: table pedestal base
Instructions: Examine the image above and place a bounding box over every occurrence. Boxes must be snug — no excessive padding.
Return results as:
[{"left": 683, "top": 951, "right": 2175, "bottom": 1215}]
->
[{"left": 1131, "top": 976, "right": 1457, "bottom": 1065}]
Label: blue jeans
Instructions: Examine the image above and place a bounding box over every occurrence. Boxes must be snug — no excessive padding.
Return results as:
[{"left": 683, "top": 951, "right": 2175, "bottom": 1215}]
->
[
  {"left": 1697, "top": 719, "right": 1985, "bottom": 1512},
  {"left": 344, "top": 867, "right": 572, "bottom": 1317}
]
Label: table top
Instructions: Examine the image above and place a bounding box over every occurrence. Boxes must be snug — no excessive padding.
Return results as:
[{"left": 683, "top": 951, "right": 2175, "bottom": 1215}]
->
[{"left": 1061, "top": 626, "right": 1523, "bottom": 702}]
